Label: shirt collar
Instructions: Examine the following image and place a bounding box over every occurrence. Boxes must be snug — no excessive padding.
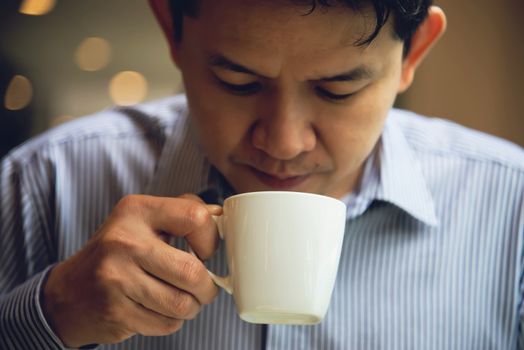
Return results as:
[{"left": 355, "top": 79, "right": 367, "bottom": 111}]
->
[{"left": 354, "top": 110, "right": 439, "bottom": 226}]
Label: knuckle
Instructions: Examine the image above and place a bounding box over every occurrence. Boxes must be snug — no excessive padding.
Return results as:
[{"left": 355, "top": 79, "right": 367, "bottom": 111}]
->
[
  {"left": 161, "top": 319, "right": 184, "bottom": 334},
  {"left": 102, "top": 228, "right": 127, "bottom": 247},
  {"left": 178, "top": 257, "right": 206, "bottom": 287},
  {"left": 99, "top": 228, "right": 144, "bottom": 256},
  {"left": 114, "top": 194, "right": 150, "bottom": 218},
  {"left": 186, "top": 203, "right": 209, "bottom": 228},
  {"left": 91, "top": 250, "right": 130, "bottom": 294},
  {"left": 94, "top": 262, "right": 126, "bottom": 293},
  {"left": 115, "top": 194, "right": 141, "bottom": 212},
  {"left": 170, "top": 292, "right": 196, "bottom": 318}
]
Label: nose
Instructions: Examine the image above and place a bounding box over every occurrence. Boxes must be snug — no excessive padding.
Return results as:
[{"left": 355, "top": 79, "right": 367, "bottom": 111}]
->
[{"left": 251, "top": 94, "right": 316, "bottom": 161}]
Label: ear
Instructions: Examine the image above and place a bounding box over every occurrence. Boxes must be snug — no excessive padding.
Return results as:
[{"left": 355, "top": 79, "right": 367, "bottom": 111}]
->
[
  {"left": 398, "top": 6, "right": 447, "bottom": 93},
  {"left": 148, "top": 0, "right": 180, "bottom": 65}
]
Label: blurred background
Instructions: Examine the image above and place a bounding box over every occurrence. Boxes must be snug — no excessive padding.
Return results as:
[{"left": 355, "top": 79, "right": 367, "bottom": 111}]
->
[{"left": 1, "top": 0, "right": 523, "bottom": 159}]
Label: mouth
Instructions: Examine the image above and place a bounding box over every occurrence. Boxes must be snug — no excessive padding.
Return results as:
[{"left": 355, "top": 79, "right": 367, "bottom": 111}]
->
[{"left": 247, "top": 166, "right": 311, "bottom": 190}]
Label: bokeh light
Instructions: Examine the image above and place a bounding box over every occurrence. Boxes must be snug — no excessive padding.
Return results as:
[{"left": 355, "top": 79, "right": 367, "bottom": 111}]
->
[
  {"left": 19, "top": 0, "right": 56, "bottom": 16},
  {"left": 109, "top": 71, "right": 148, "bottom": 106},
  {"left": 75, "top": 37, "right": 112, "bottom": 72},
  {"left": 4, "top": 75, "right": 33, "bottom": 111}
]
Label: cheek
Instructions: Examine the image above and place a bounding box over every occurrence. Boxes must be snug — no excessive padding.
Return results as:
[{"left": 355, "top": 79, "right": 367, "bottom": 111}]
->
[
  {"left": 320, "top": 82, "right": 395, "bottom": 165},
  {"left": 185, "top": 90, "right": 254, "bottom": 167}
]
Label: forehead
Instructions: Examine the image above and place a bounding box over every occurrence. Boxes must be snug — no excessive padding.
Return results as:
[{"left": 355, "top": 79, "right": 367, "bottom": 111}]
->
[
  {"left": 193, "top": 0, "right": 379, "bottom": 48},
  {"left": 182, "top": 0, "right": 399, "bottom": 77}
]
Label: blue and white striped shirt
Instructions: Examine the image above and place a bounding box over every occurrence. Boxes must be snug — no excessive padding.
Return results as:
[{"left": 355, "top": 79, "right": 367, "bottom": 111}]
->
[{"left": 1, "top": 95, "right": 523, "bottom": 349}]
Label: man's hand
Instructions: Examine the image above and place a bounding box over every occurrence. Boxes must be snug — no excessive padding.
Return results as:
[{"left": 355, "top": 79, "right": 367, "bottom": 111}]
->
[{"left": 42, "top": 194, "right": 221, "bottom": 348}]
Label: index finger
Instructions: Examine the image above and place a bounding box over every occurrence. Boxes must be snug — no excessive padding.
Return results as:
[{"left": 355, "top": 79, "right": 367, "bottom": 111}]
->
[{"left": 135, "top": 195, "right": 220, "bottom": 259}]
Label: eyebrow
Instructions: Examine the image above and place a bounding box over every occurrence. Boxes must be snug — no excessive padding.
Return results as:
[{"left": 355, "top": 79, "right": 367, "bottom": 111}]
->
[
  {"left": 318, "top": 66, "right": 375, "bottom": 82},
  {"left": 209, "top": 54, "right": 266, "bottom": 77},
  {"left": 208, "top": 53, "right": 375, "bottom": 82}
]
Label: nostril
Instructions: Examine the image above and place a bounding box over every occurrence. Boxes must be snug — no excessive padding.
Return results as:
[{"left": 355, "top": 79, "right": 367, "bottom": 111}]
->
[{"left": 251, "top": 128, "right": 315, "bottom": 161}]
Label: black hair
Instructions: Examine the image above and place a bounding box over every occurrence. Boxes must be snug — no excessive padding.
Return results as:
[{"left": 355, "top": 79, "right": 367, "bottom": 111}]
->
[{"left": 169, "top": 0, "right": 432, "bottom": 54}]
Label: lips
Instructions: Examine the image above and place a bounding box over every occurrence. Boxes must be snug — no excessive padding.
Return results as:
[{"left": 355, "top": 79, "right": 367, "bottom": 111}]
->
[{"left": 248, "top": 166, "right": 310, "bottom": 190}]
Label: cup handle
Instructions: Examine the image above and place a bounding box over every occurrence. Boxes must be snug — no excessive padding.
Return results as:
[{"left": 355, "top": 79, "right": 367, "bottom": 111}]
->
[{"left": 188, "top": 215, "right": 233, "bottom": 294}]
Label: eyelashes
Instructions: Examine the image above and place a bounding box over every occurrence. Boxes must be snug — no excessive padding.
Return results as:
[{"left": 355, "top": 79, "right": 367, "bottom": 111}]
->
[
  {"left": 314, "top": 86, "right": 354, "bottom": 101},
  {"left": 217, "top": 79, "right": 354, "bottom": 102},
  {"left": 217, "top": 80, "right": 261, "bottom": 95}
]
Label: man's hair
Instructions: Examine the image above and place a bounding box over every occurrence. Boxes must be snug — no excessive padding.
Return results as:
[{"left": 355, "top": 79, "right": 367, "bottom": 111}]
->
[{"left": 169, "top": 0, "right": 432, "bottom": 54}]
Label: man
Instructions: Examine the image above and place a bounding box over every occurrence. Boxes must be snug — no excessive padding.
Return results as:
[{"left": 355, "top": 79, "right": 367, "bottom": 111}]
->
[{"left": 1, "top": 0, "right": 523, "bottom": 349}]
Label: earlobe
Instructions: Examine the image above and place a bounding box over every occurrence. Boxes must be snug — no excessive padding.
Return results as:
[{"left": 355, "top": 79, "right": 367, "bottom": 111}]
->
[
  {"left": 148, "top": 0, "right": 179, "bottom": 65},
  {"left": 398, "top": 6, "right": 447, "bottom": 93}
]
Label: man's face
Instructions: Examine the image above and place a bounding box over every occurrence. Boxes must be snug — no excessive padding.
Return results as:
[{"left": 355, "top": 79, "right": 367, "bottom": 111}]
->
[{"left": 175, "top": 0, "right": 405, "bottom": 198}]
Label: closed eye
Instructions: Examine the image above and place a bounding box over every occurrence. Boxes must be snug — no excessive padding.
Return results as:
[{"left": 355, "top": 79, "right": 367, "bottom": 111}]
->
[
  {"left": 315, "top": 86, "right": 354, "bottom": 101},
  {"left": 217, "top": 79, "right": 261, "bottom": 96}
]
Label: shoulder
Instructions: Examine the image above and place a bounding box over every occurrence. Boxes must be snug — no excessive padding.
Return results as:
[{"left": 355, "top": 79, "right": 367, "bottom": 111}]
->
[
  {"left": 388, "top": 109, "right": 524, "bottom": 230},
  {"left": 4, "top": 95, "right": 189, "bottom": 168},
  {"left": 389, "top": 108, "right": 524, "bottom": 174}
]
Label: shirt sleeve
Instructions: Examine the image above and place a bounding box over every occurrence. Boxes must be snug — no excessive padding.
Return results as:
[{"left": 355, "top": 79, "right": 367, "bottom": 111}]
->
[{"left": 0, "top": 152, "right": 67, "bottom": 349}]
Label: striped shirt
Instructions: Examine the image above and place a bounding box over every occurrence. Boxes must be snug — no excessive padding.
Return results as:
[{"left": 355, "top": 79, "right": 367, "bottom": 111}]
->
[{"left": 1, "top": 94, "right": 523, "bottom": 349}]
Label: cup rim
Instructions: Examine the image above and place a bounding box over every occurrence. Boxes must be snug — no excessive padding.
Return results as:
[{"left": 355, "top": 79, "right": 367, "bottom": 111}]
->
[{"left": 224, "top": 190, "right": 346, "bottom": 207}]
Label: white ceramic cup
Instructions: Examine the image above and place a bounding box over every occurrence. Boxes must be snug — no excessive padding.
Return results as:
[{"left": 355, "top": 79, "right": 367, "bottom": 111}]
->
[{"left": 206, "top": 191, "right": 347, "bottom": 325}]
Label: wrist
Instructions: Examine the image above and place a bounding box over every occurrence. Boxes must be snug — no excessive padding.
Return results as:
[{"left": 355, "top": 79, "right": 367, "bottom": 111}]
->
[{"left": 41, "top": 262, "right": 81, "bottom": 348}]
